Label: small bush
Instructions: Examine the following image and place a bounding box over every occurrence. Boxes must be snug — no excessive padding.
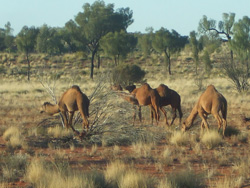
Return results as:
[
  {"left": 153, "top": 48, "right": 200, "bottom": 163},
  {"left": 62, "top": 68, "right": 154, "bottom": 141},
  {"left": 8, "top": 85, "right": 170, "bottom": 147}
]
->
[
  {"left": 111, "top": 64, "right": 146, "bottom": 86},
  {"left": 201, "top": 130, "right": 223, "bottom": 149}
]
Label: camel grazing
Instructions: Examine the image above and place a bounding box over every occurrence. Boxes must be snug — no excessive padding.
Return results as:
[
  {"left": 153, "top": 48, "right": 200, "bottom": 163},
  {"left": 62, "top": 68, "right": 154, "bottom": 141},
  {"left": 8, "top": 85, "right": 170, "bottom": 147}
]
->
[
  {"left": 40, "top": 85, "right": 90, "bottom": 136},
  {"left": 182, "top": 85, "right": 227, "bottom": 136},
  {"left": 111, "top": 84, "right": 123, "bottom": 91},
  {"left": 125, "top": 84, "right": 182, "bottom": 126},
  {"left": 155, "top": 84, "right": 183, "bottom": 126},
  {"left": 127, "top": 83, "right": 161, "bottom": 125},
  {"left": 118, "top": 91, "right": 141, "bottom": 124}
]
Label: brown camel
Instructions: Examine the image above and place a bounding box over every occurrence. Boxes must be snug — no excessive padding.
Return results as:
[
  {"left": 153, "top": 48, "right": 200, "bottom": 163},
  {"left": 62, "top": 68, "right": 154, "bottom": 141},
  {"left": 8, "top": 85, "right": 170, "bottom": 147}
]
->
[
  {"left": 155, "top": 84, "right": 183, "bottom": 126},
  {"left": 40, "top": 85, "right": 90, "bottom": 136},
  {"left": 126, "top": 83, "right": 161, "bottom": 125},
  {"left": 182, "top": 85, "right": 227, "bottom": 136},
  {"left": 125, "top": 84, "right": 182, "bottom": 126}
]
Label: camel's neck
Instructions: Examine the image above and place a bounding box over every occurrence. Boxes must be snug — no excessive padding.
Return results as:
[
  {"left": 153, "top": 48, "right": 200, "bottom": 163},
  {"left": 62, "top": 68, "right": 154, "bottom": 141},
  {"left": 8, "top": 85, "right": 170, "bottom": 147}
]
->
[
  {"left": 119, "top": 92, "right": 138, "bottom": 105},
  {"left": 185, "top": 103, "right": 198, "bottom": 128},
  {"left": 45, "top": 104, "right": 60, "bottom": 115}
]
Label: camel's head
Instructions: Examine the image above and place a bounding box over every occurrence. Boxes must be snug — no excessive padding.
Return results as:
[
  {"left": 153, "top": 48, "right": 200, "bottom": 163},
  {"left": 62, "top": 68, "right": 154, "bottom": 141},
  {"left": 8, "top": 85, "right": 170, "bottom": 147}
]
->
[
  {"left": 181, "top": 120, "right": 191, "bottom": 132},
  {"left": 125, "top": 85, "right": 136, "bottom": 93},
  {"left": 111, "top": 84, "right": 123, "bottom": 91},
  {"left": 40, "top": 102, "right": 51, "bottom": 114}
]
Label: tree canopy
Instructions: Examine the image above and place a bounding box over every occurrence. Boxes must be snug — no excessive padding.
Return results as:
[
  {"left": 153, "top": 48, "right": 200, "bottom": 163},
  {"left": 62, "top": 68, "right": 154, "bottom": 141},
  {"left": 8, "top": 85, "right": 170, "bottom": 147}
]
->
[{"left": 74, "top": 0, "right": 133, "bottom": 78}]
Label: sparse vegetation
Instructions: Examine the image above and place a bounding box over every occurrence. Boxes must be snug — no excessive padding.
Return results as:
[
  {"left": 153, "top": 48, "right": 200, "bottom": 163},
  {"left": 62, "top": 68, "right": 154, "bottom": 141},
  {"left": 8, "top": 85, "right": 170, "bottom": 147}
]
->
[
  {"left": 1, "top": 14, "right": 250, "bottom": 187},
  {"left": 201, "top": 130, "right": 223, "bottom": 149}
]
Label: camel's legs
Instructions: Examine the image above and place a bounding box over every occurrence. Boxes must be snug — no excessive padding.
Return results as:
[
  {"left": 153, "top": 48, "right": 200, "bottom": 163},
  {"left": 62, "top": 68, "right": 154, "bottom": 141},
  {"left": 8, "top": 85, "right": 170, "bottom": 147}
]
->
[
  {"left": 150, "top": 105, "right": 159, "bottom": 125},
  {"left": 68, "top": 111, "right": 78, "bottom": 133},
  {"left": 222, "top": 118, "right": 227, "bottom": 136},
  {"left": 213, "top": 113, "right": 224, "bottom": 135},
  {"left": 170, "top": 108, "right": 177, "bottom": 126},
  {"left": 61, "top": 111, "right": 69, "bottom": 129},
  {"left": 199, "top": 111, "right": 209, "bottom": 132},
  {"left": 138, "top": 106, "right": 142, "bottom": 124},
  {"left": 160, "top": 107, "right": 169, "bottom": 126},
  {"left": 177, "top": 105, "right": 183, "bottom": 124},
  {"left": 133, "top": 105, "right": 136, "bottom": 125}
]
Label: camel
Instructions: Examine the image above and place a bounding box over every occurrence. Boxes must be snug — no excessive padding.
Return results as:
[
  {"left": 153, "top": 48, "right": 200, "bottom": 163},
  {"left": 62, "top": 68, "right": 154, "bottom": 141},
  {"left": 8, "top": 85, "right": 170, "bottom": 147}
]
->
[
  {"left": 182, "top": 85, "right": 227, "bottom": 136},
  {"left": 125, "top": 84, "right": 182, "bottom": 126},
  {"left": 155, "top": 84, "right": 183, "bottom": 125},
  {"left": 40, "top": 85, "right": 90, "bottom": 136},
  {"left": 126, "top": 83, "right": 161, "bottom": 125}
]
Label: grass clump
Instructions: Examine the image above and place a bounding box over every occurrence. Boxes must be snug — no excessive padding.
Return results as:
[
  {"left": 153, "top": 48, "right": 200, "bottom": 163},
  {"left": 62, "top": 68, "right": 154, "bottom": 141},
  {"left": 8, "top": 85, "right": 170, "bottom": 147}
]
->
[
  {"left": 158, "top": 170, "right": 204, "bottom": 188},
  {"left": 201, "top": 130, "right": 223, "bottom": 149},
  {"left": 3, "top": 126, "right": 24, "bottom": 148},
  {"left": 26, "top": 158, "right": 106, "bottom": 188},
  {"left": 47, "top": 125, "right": 73, "bottom": 138},
  {"left": 170, "top": 131, "right": 189, "bottom": 146}
]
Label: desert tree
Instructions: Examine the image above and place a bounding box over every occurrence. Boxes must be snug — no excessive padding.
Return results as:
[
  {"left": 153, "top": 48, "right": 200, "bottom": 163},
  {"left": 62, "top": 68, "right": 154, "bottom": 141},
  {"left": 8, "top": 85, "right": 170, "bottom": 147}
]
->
[
  {"left": 4, "top": 22, "right": 15, "bottom": 53},
  {"left": 224, "top": 16, "right": 250, "bottom": 92},
  {"left": 189, "top": 31, "right": 203, "bottom": 74},
  {"left": 74, "top": 0, "right": 133, "bottom": 79},
  {"left": 64, "top": 20, "right": 87, "bottom": 53},
  {"left": 152, "top": 28, "right": 188, "bottom": 75},
  {"left": 36, "top": 24, "right": 64, "bottom": 55},
  {"left": 16, "top": 26, "right": 39, "bottom": 81},
  {"left": 138, "top": 27, "right": 154, "bottom": 58},
  {"left": 100, "top": 30, "right": 137, "bottom": 65},
  {"left": 198, "top": 13, "right": 235, "bottom": 60}
]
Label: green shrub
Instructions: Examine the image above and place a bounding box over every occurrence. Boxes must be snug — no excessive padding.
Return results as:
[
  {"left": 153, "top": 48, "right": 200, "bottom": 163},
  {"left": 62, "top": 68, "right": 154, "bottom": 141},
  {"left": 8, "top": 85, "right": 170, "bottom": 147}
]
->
[{"left": 112, "top": 64, "right": 146, "bottom": 86}]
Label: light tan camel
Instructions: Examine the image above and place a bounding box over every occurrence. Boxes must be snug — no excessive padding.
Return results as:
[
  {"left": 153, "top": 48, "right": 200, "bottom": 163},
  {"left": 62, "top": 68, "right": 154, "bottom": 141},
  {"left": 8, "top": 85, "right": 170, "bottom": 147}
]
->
[
  {"left": 40, "top": 85, "right": 89, "bottom": 136},
  {"left": 182, "top": 85, "right": 227, "bottom": 136},
  {"left": 155, "top": 84, "right": 183, "bottom": 126},
  {"left": 126, "top": 83, "right": 161, "bottom": 125}
]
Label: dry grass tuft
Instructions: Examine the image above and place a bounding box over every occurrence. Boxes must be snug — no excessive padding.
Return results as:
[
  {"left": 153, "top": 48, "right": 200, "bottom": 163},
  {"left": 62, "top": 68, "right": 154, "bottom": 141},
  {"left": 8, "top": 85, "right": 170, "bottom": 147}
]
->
[
  {"left": 118, "top": 170, "right": 149, "bottom": 188},
  {"left": 214, "top": 176, "right": 244, "bottom": 188},
  {"left": 158, "top": 170, "right": 204, "bottom": 188},
  {"left": 105, "top": 160, "right": 127, "bottom": 185},
  {"left": 170, "top": 131, "right": 189, "bottom": 146},
  {"left": 47, "top": 126, "right": 72, "bottom": 138},
  {"left": 132, "top": 142, "right": 154, "bottom": 158},
  {"left": 201, "top": 130, "right": 223, "bottom": 149},
  {"left": 3, "top": 126, "right": 24, "bottom": 148}
]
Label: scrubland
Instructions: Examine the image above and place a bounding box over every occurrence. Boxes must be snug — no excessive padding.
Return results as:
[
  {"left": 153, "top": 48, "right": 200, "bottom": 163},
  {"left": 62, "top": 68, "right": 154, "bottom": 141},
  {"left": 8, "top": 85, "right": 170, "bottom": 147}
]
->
[{"left": 0, "top": 52, "right": 250, "bottom": 188}]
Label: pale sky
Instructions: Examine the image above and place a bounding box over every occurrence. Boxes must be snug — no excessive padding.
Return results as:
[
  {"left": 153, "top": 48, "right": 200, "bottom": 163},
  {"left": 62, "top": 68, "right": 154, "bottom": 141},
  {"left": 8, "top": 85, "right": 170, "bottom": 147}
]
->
[{"left": 0, "top": 0, "right": 249, "bottom": 36}]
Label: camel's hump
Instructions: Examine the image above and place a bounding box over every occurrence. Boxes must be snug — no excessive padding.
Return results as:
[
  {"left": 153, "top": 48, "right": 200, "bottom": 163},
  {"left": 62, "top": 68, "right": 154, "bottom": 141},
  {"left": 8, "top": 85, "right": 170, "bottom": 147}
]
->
[{"left": 71, "top": 85, "right": 81, "bottom": 91}]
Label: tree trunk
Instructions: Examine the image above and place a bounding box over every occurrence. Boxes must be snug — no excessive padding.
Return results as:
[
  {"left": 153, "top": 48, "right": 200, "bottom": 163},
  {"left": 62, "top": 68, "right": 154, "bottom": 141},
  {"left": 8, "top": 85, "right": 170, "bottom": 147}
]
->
[
  {"left": 164, "top": 50, "right": 171, "bottom": 75},
  {"left": 97, "top": 55, "right": 101, "bottom": 69},
  {"left": 26, "top": 53, "right": 30, "bottom": 81},
  {"left": 90, "top": 50, "right": 96, "bottom": 79},
  {"left": 168, "top": 57, "right": 171, "bottom": 75}
]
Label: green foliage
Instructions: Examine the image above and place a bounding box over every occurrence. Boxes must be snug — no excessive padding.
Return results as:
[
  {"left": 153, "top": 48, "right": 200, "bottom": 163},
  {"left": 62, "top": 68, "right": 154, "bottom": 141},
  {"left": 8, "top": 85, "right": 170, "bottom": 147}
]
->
[
  {"left": 16, "top": 26, "right": 39, "bottom": 55},
  {"left": 112, "top": 64, "right": 146, "bottom": 86},
  {"left": 231, "top": 16, "right": 250, "bottom": 63},
  {"left": 152, "top": 28, "right": 188, "bottom": 75},
  {"left": 101, "top": 30, "right": 137, "bottom": 65},
  {"left": 36, "top": 24, "right": 64, "bottom": 55},
  {"left": 138, "top": 28, "right": 154, "bottom": 57},
  {"left": 74, "top": 0, "right": 134, "bottom": 78},
  {"left": 202, "top": 50, "right": 213, "bottom": 73}
]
